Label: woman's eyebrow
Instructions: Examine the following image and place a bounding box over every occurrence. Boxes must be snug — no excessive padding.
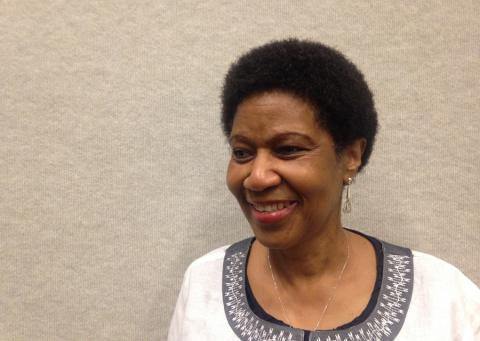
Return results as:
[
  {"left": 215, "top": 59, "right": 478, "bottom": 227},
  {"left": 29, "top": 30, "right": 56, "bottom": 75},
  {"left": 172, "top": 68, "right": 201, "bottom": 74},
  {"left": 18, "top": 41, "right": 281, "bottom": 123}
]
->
[
  {"left": 269, "top": 132, "right": 316, "bottom": 145},
  {"left": 228, "top": 134, "right": 252, "bottom": 145},
  {"left": 229, "top": 132, "right": 316, "bottom": 145}
]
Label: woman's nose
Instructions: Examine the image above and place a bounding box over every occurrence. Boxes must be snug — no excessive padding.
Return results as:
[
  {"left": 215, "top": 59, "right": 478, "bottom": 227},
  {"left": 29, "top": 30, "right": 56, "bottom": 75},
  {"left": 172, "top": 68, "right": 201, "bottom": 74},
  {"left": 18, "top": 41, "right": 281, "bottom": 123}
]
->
[{"left": 243, "top": 152, "right": 281, "bottom": 191}]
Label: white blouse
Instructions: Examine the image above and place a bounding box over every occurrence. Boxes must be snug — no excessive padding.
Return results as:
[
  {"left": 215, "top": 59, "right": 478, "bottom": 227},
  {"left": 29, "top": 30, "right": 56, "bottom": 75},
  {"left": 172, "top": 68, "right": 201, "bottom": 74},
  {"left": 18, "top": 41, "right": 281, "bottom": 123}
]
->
[{"left": 168, "top": 237, "right": 480, "bottom": 341}]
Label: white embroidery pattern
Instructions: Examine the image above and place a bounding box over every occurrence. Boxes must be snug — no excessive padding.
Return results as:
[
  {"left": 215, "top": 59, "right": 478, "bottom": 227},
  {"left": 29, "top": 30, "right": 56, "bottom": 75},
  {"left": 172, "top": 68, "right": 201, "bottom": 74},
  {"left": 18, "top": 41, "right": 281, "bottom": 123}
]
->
[
  {"left": 224, "top": 251, "right": 302, "bottom": 341},
  {"left": 312, "top": 254, "right": 412, "bottom": 341},
  {"left": 223, "top": 239, "right": 413, "bottom": 341}
]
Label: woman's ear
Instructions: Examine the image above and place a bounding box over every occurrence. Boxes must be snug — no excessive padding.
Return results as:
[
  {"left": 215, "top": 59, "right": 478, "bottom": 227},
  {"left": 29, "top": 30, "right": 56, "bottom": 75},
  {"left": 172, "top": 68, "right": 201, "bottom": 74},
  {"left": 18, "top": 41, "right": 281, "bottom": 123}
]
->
[{"left": 342, "top": 138, "right": 366, "bottom": 177}]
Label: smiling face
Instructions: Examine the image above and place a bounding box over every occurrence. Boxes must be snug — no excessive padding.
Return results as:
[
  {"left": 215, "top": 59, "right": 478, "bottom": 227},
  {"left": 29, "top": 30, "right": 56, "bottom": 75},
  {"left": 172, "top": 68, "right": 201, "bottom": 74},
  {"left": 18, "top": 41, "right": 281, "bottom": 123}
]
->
[{"left": 226, "top": 91, "right": 363, "bottom": 250}]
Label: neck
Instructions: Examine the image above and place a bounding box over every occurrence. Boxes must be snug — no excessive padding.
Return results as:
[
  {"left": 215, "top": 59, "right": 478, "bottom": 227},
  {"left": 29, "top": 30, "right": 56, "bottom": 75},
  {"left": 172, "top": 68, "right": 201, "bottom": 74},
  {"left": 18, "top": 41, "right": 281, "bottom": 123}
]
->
[{"left": 265, "top": 227, "right": 349, "bottom": 287}]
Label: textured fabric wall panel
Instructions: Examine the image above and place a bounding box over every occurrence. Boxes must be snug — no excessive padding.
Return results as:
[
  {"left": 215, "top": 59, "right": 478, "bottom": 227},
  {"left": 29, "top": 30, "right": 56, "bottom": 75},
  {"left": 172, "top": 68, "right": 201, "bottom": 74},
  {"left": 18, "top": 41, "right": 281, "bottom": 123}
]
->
[{"left": 1, "top": 1, "right": 478, "bottom": 340}]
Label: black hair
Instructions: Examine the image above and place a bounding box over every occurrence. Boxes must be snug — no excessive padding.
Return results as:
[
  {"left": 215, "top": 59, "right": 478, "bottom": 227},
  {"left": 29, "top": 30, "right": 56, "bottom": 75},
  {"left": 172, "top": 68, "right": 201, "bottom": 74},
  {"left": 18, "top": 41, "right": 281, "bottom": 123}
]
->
[{"left": 221, "top": 38, "right": 378, "bottom": 171}]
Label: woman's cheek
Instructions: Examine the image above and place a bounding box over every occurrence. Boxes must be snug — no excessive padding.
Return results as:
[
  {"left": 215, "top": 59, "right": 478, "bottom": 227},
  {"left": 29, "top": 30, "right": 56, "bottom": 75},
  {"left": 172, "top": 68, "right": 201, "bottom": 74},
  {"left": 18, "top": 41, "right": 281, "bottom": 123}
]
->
[{"left": 226, "top": 162, "right": 243, "bottom": 196}]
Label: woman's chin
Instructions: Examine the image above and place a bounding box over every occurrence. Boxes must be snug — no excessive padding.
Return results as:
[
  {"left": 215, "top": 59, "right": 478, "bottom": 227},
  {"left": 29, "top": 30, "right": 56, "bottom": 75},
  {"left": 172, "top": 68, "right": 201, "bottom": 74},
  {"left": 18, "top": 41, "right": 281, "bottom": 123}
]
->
[{"left": 250, "top": 226, "right": 299, "bottom": 250}]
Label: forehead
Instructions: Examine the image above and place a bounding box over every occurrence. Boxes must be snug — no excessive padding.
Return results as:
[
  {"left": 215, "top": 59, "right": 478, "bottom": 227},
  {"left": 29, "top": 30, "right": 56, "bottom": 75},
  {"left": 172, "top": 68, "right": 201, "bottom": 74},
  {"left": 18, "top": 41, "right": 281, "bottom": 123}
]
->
[{"left": 231, "top": 91, "right": 321, "bottom": 138}]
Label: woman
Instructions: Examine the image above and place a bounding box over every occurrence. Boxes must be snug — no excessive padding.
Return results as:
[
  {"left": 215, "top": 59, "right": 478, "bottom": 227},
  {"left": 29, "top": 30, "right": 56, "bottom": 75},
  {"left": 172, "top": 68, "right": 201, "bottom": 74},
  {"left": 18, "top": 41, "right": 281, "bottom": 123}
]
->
[{"left": 168, "top": 39, "right": 479, "bottom": 340}]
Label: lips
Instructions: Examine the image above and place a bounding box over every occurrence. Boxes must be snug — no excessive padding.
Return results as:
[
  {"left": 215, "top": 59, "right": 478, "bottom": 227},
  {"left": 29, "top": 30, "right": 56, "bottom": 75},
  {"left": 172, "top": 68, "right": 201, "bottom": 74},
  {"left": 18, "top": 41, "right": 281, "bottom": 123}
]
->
[{"left": 248, "top": 200, "right": 298, "bottom": 224}]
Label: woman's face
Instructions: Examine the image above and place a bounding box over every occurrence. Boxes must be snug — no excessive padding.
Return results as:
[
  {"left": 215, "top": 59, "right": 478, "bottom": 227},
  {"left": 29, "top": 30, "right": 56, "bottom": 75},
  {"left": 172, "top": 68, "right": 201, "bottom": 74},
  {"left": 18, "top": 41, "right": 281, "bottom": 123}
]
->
[{"left": 226, "top": 91, "right": 362, "bottom": 250}]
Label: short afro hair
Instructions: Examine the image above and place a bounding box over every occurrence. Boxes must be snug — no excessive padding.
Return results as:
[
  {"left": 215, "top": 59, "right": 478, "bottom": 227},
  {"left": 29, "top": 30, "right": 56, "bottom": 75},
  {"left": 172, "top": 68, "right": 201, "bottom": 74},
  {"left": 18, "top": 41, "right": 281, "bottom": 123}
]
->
[{"left": 221, "top": 38, "right": 378, "bottom": 171}]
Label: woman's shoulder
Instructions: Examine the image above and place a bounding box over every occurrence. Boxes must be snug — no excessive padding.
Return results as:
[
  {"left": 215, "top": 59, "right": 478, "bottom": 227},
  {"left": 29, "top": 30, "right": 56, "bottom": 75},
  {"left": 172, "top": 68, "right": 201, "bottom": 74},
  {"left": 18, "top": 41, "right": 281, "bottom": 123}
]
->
[
  {"left": 189, "top": 245, "right": 229, "bottom": 267},
  {"left": 404, "top": 249, "right": 480, "bottom": 336},
  {"left": 185, "top": 238, "right": 252, "bottom": 274},
  {"left": 363, "top": 232, "right": 479, "bottom": 300},
  {"left": 185, "top": 245, "right": 228, "bottom": 276},
  {"left": 365, "top": 231, "right": 477, "bottom": 290},
  {"left": 411, "top": 249, "right": 479, "bottom": 292},
  {"left": 377, "top": 236, "right": 479, "bottom": 293}
]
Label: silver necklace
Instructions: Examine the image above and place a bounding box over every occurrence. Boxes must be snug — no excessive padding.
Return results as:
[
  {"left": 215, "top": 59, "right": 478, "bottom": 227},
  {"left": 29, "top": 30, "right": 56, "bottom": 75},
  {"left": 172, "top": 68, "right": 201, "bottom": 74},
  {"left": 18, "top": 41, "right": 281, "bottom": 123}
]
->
[{"left": 267, "top": 231, "right": 350, "bottom": 331}]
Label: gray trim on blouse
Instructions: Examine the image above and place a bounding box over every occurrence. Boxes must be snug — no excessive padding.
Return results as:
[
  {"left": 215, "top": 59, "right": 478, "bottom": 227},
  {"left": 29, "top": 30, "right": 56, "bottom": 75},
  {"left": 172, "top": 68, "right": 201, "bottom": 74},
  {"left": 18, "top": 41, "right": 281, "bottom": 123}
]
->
[{"left": 222, "top": 237, "right": 413, "bottom": 341}]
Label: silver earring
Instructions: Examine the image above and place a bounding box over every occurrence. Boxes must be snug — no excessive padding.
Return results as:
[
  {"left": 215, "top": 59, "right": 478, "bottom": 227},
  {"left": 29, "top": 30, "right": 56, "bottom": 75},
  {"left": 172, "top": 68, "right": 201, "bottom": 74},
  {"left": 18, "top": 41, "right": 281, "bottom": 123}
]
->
[{"left": 343, "top": 177, "right": 353, "bottom": 213}]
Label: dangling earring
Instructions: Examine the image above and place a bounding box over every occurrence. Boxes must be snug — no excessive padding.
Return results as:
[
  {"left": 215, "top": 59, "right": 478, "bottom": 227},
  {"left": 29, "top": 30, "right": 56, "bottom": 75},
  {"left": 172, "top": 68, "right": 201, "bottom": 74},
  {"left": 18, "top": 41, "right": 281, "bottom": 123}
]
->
[{"left": 343, "top": 177, "right": 353, "bottom": 213}]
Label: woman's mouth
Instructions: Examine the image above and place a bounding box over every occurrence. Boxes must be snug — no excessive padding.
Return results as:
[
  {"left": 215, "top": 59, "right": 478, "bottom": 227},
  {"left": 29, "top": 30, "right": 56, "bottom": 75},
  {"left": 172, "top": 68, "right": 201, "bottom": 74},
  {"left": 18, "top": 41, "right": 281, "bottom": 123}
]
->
[{"left": 249, "top": 201, "right": 298, "bottom": 224}]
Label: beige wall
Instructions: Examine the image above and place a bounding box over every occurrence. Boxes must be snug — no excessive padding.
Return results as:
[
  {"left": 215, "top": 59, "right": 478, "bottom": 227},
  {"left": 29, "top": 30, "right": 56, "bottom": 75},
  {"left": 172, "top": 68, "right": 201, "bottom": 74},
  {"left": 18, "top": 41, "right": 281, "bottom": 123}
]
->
[{"left": 1, "top": 1, "right": 479, "bottom": 340}]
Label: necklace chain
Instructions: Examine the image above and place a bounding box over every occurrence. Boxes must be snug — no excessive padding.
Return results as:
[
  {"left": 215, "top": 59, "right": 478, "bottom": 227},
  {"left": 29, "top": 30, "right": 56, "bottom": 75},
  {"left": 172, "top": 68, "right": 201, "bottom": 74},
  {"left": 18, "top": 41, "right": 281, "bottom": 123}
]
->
[{"left": 267, "top": 231, "right": 350, "bottom": 331}]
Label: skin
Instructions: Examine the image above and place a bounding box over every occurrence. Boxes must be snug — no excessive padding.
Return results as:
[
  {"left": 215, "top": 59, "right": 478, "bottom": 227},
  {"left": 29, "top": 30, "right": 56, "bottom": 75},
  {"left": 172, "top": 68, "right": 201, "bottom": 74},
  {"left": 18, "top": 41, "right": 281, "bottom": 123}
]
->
[{"left": 226, "top": 90, "right": 377, "bottom": 330}]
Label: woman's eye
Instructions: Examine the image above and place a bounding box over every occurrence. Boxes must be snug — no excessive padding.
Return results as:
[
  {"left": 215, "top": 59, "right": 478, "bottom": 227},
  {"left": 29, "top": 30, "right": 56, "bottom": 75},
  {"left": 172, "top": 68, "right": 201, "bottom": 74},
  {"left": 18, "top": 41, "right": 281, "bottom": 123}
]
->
[
  {"left": 276, "top": 146, "right": 305, "bottom": 156},
  {"left": 232, "top": 149, "right": 253, "bottom": 161}
]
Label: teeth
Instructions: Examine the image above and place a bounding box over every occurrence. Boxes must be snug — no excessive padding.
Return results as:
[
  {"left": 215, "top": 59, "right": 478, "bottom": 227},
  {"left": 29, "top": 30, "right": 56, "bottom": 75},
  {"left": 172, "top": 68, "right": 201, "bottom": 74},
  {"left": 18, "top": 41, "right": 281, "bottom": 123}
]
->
[{"left": 253, "top": 202, "right": 290, "bottom": 212}]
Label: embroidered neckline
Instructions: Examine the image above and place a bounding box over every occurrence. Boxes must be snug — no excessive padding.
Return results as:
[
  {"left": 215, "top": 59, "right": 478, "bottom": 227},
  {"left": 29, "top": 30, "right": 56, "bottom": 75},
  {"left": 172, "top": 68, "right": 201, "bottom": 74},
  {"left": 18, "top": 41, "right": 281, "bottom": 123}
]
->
[{"left": 222, "top": 237, "right": 413, "bottom": 341}]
